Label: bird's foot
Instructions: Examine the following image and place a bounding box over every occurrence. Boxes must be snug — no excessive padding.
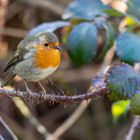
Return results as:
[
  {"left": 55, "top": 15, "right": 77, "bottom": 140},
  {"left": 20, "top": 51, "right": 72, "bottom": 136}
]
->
[
  {"left": 38, "top": 82, "right": 46, "bottom": 95},
  {"left": 24, "top": 80, "right": 32, "bottom": 95}
]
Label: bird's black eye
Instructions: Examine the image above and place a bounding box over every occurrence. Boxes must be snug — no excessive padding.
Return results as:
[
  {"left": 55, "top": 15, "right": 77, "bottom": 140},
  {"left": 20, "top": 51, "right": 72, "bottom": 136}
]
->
[{"left": 44, "top": 43, "right": 49, "bottom": 47}]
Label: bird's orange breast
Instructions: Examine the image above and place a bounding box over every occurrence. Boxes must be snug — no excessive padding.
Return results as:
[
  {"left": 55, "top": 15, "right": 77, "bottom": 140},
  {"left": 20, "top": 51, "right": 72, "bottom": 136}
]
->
[{"left": 33, "top": 45, "right": 60, "bottom": 68}]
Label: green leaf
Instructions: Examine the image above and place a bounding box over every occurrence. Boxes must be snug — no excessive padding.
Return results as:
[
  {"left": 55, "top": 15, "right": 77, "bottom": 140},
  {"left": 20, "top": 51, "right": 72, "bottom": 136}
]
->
[
  {"left": 112, "top": 100, "right": 130, "bottom": 121},
  {"left": 106, "top": 63, "right": 140, "bottom": 100},
  {"left": 127, "top": 0, "right": 140, "bottom": 23},
  {"left": 130, "top": 93, "right": 140, "bottom": 115},
  {"left": 67, "top": 22, "right": 97, "bottom": 66},
  {"left": 116, "top": 32, "right": 140, "bottom": 64},
  {"left": 104, "top": 9, "right": 123, "bottom": 17},
  {"left": 121, "top": 17, "right": 139, "bottom": 33},
  {"left": 63, "top": 0, "right": 109, "bottom": 20},
  {"left": 123, "top": 17, "right": 138, "bottom": 26},
  {"left": 27, "top": 21, "right": 70, "bottom": 36}
]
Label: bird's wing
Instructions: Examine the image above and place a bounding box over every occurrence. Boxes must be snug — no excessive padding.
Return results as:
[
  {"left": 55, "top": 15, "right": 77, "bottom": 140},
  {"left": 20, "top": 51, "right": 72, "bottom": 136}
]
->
[
  {"left": 2, "top": 55, "right": 21, "bottom": 87},
  {"left": 3, "top": 39, "right": 28, "bottom": 72},
  {"left": 2, "top": 37, "right": 35, "bottom": 87},
  {"left": 3, "top": 55, "right": 23, "bottom": 72}
]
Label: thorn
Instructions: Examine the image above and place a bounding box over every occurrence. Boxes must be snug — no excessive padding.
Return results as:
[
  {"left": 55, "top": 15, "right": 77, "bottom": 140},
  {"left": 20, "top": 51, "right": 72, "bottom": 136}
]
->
[{"left": 47, "top": 78, "right": 64, "bottom": 95}]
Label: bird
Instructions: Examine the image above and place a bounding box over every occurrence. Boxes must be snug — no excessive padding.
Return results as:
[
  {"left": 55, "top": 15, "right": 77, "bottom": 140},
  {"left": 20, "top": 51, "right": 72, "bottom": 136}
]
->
[{"left": 1, "top": 32, "right": 62, "bottom": 94}]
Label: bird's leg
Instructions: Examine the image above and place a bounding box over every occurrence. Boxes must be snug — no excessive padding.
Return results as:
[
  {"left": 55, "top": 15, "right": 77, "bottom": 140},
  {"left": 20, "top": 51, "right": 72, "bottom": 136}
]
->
[
  {"left": 47, "top": 78, "right": 64, "bottom": 95},
  {"left": 38, "top": 81, "right": 46, "bottom": 94},
  {"left": 24, "top": 80, "right": 32, "bottom": 95}
]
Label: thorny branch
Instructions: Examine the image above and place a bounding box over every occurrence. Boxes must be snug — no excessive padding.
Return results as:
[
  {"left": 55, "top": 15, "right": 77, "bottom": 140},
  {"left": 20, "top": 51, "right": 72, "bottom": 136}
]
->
[
  {"left": 0, "top": 80, "right": 108, "bottom": 103},
  {"left": 0, "top": 69, "right": 108, "bottom": 103}
]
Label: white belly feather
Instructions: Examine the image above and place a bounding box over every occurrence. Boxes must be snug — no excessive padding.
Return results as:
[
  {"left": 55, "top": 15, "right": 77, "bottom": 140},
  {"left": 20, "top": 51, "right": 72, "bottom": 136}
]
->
[{"left": 14, "top": 58, "right": 58, "bottom": 81}]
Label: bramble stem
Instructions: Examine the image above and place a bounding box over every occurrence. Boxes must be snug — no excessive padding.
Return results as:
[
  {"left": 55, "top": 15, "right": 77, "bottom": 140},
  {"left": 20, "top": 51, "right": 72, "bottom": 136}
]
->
[{"left": 0, "top": 86, "right": 108, "bottom": 103}]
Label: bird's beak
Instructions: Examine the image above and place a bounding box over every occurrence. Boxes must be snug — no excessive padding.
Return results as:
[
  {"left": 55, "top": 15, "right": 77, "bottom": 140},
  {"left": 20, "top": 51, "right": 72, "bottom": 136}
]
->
[{"left": 54, "top": 46, "right": 62, "bottom": 51}]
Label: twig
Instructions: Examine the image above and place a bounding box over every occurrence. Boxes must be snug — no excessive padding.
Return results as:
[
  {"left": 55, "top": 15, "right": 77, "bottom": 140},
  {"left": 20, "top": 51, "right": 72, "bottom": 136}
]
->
[
  {"left": 12, "top": 98, "right": 58, "bottom": 140},
  {"left": 0, "top": 135, "right": 5, "bottom": 140},
  {"left": 0, "top": 111, "right": 37, "bottom": 139},
  {"left": 125, "top": 116, "right": 140, "bottom": 140},
  {"left": 99, "top": 46, "right": 115, "bottom": 73},
  {"left": 0, "top": 117, "right": 18, "bottom": 140},
  {"left": 47, "top": 99, "right": 91, "bottom": 140}
]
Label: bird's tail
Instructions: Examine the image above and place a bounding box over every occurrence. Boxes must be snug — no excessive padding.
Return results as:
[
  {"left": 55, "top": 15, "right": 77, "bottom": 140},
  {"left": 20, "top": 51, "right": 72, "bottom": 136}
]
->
[{"left": 1, "top": 72, "right": 16, "bottom": 87}]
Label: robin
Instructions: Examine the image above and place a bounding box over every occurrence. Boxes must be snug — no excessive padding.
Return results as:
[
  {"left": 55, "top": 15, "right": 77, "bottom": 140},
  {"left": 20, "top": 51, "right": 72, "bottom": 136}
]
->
[{"left": 1, "top": 32, "right": 62, "bottom": 94}]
